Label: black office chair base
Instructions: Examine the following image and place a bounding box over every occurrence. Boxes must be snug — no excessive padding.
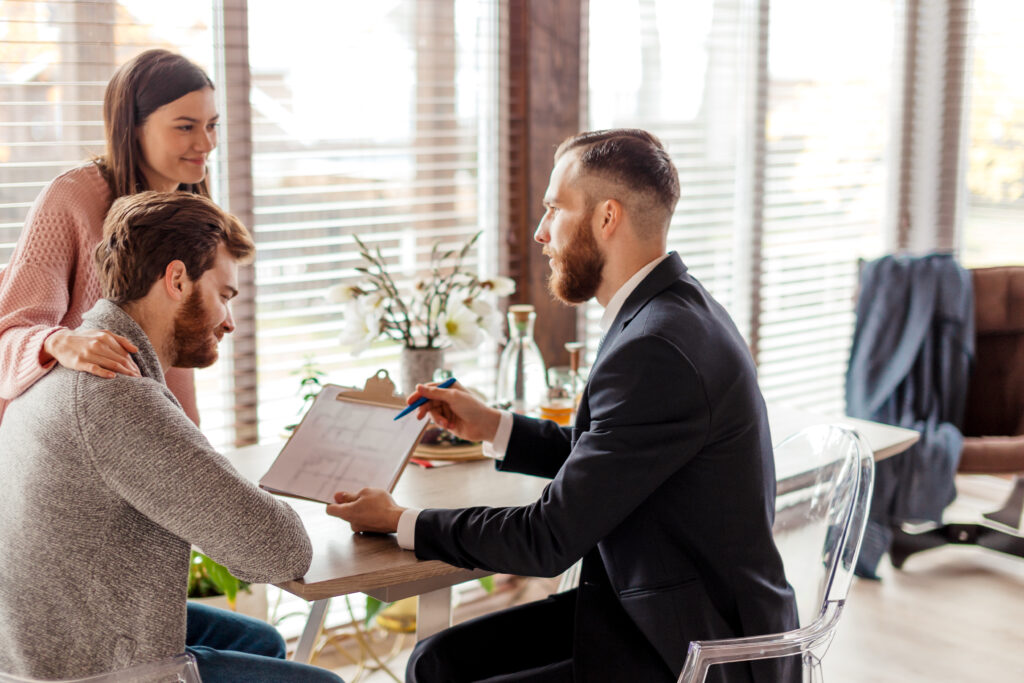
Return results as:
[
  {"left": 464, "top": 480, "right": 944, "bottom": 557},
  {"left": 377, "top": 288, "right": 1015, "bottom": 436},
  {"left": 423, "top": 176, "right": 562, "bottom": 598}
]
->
[
  {"left": 889, "top": 522, "right": 1024, "bottom": 569},
  {"left": 980, "top": 475, "right": 1024, "bottom": 530}
]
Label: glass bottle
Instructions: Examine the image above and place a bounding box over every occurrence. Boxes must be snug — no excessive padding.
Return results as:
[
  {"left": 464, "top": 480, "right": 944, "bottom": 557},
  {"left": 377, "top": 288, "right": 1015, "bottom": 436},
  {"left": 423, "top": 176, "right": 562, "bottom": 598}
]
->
[
  {"left": 496, "top": 304, "right": 548, "bottom": 415},
  {"left": 564, "top": 341, "right": 585, "bottom": 406}
]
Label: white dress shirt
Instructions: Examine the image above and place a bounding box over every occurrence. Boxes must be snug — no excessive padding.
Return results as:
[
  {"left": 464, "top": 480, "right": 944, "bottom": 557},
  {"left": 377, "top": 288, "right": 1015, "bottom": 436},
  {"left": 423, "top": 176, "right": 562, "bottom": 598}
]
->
[{"left": 396, "top": 254, "right": 671, "bottom": 550}]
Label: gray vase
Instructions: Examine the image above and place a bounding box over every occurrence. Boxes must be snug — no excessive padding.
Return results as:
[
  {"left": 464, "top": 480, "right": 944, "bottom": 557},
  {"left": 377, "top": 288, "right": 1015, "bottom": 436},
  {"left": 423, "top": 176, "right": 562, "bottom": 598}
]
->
[{"left": 400, "top": 346, "right": 444, "bottom": 397}]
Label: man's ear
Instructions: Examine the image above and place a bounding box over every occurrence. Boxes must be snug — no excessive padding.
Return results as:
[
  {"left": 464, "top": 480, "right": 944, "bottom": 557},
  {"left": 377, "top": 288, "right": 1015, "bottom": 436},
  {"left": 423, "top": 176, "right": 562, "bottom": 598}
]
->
[
  {"left": 162, "top": 260, "right": 190, "bottom": 301},
  {"left": 595, "top": 198, "right": 623, "bottom": 241}
]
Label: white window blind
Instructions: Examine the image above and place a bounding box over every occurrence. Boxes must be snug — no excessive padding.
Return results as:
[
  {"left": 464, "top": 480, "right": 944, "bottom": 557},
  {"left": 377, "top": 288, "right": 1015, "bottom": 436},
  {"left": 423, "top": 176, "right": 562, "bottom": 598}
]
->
[
  {"left": 0, "top": 1, "right": 237, "bottom": 446},
  {"left": 587, "top": 0, "right": 897, "bottom": 417},
  {"left": 1, "top": 1, "right": 503, "bottom": 449},
  {"left": 0, "top": 1, "right": 213, "bottom": 264},
  {"left": 245, "top": 0, "right": 503, "bottom": 441},
  {"left": 757, "top": 0, "right": 897, "bottom": 414},
  {"left": 585, "top": 0, "right": 762, "bottom": 367},
  {"left": 960, "top": 1, "right": 1024, "bottom": 267}
]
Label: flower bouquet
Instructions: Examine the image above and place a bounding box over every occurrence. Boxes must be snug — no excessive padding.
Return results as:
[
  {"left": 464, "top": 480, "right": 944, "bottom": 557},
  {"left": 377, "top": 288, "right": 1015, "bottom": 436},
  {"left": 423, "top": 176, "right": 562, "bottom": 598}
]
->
[{"left": 327, "top": 231, "right": 515, "bottom": 393}]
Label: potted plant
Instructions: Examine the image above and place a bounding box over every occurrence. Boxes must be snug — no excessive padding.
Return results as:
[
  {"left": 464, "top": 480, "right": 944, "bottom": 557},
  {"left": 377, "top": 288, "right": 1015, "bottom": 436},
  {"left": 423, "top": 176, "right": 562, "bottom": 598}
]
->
[
  {"left": 187, "top": 550, "right": 267, "bottom": 620},
  {"left": 326, "top": 232, "right": 515, "bottom": 395}
]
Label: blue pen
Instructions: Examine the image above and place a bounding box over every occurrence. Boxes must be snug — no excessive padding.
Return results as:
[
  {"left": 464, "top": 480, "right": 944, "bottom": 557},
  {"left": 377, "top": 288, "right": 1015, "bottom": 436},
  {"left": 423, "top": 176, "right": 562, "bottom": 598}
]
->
[{"left": 394, "top": 376, "right": 457, "bottom": 420}]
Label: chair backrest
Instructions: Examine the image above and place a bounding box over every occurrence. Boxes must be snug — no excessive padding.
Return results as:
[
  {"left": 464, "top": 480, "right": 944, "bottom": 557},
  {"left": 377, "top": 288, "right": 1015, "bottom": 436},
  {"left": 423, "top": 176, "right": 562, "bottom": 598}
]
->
[
  {"left": 964, "top": 266, "right": 1024, "bottom": 438},
  {"left": 0, "top": 654, "right": 201, "bottom": 683},
  {"left": 678, "top": 424, "right": 874, "bottom": 683},
  {"left": 772, "top": 425, "right": 874, "bottom": 626}
]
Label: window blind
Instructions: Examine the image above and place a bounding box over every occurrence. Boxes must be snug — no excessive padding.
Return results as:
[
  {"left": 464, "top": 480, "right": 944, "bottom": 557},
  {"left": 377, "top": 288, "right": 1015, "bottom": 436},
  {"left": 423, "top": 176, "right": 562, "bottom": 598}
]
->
[
  {"left": 587, "top": 0, "right": 897, "bottom": 417},
  {"left": 0, "top": 1, "right": 503, "bottom": 448},
  {"left": 757, "top": 0, "right": 897, "bottom": 415},
  {"left": 0, "top": 0, "right": 237, "bottom": 445},
  {"left": 0, "top": 1, "right": 212, "bottom": 263},
  {"left": 960, "top": 1, "right": 1024, "bottom": 267},
  {"left": 245, "top": 0, "right": 503, "bottom": 440},
  {"left": 585, "top": 0, "right": 762, "bottom": 367}
]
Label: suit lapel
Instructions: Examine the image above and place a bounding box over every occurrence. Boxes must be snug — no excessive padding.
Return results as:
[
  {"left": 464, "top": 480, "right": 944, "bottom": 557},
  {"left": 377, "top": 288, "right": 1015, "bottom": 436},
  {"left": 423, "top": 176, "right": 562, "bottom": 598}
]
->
[
  {"left": 574, "top": 253, "right": 688, "bottom": 436},
  {"left": 594, "top": 252, "right": 687, "bottom": 367}
]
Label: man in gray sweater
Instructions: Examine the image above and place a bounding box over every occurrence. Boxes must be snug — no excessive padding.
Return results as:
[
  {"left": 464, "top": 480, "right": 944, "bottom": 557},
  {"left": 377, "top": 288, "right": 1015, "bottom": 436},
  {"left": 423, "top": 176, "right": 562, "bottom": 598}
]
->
[{"left": 0, "top": 192, "right": 341, "bottom": 682}]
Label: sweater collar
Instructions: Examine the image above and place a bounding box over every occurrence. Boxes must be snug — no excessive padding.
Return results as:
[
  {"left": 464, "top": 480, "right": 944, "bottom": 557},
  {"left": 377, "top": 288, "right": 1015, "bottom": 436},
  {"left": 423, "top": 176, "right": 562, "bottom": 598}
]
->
[{"left": 80, "top": 299, "right": 165, "bottom": 385}]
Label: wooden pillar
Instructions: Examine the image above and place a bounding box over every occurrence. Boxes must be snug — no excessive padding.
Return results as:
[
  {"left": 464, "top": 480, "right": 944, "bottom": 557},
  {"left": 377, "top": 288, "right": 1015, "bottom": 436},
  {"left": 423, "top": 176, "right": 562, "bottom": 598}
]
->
[
  {"left": 506, "top": 0, "right": 583, "bottom": 368},
  {"left": 214, "top": 0, "right": 259, "bottom": 446}
]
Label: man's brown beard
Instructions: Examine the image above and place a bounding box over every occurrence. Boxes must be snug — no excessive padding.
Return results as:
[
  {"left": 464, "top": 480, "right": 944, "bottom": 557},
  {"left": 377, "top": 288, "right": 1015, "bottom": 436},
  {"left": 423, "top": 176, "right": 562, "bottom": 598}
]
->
[
  {"left": 546, "top": 213, "right": 605, "bottom": 305},
  {"left": 170, "top": 289, "right": 221, "bottom": 368}
]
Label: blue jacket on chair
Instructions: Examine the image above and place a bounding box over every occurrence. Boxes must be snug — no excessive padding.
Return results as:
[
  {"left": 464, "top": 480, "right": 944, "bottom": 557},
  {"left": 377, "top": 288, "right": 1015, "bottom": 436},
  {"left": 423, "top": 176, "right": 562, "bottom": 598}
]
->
[{"left": 845, "top": 252, "right": 974, "bottom": 577}]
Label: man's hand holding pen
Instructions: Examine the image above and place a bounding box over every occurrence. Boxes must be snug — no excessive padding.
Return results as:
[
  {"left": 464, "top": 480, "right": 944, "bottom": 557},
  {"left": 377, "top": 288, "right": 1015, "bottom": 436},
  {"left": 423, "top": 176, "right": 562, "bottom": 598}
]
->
[{"left": 408, "top": 380, "right": 502, "bottom": 444}]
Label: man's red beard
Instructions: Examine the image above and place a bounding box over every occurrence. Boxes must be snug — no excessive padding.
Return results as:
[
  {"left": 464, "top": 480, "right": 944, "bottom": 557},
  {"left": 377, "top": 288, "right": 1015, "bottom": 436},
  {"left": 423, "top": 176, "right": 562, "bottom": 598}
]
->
[
  {"left": 170, "top": 289, "right": 222, "bottom": 368},
  {"left": 546, "top": 213, "right": 605, "bottom": 305}
]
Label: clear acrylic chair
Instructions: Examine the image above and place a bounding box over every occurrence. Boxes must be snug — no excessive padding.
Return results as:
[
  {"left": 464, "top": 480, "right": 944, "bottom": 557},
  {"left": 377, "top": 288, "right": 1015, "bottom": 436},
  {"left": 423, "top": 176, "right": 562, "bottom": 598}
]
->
[
  {"left": 0, "top": 653, "right": 202, "bottom": 683},
  {"left": 677, "top": 424, "right": 875, "bottom": 683}
]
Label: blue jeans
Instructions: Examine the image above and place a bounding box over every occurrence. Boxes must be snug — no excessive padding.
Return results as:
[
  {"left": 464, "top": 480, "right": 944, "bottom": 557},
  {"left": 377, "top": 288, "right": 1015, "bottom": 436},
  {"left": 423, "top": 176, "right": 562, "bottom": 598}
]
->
[{"left": 186, "top": 602, "right": 343, "bottom": 683}]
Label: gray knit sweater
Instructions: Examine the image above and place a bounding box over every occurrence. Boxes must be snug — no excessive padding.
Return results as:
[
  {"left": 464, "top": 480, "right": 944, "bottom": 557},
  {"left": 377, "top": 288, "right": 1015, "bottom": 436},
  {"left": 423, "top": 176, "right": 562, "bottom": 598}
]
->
[{"left": 0, "top": 300, "right": 312, "bottom": 679}]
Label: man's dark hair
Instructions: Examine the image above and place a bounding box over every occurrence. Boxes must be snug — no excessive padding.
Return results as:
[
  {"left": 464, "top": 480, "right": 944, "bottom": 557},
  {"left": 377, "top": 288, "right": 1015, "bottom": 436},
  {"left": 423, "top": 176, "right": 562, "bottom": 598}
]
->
[
  {"left": 95, "top": 191, "right": 254, "bottom": 305},
  {"left": 555, "top": 129, "right": 680, "bottom": 236}
]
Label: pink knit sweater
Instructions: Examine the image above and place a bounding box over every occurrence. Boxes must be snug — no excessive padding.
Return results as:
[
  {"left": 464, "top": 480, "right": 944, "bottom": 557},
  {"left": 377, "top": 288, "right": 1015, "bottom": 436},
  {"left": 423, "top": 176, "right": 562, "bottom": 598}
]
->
[{"left": 0, "top": 163, "right": 198, "bottom": 424}]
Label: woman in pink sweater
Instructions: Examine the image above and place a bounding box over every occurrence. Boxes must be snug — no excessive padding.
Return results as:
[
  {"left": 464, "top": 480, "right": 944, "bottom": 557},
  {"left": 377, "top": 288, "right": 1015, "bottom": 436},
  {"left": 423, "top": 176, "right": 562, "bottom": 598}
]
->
[{"left": 0, "top": 49, "right": 221, "bottom": 424}]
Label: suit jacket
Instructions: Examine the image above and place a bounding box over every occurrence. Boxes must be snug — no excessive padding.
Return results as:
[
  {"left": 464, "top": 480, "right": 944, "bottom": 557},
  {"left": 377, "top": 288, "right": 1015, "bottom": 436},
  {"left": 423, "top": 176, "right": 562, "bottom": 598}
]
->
[
  {"left": 845, "top": 253, "right": 973, "bottom": 577},
  {"left": 414, "top": 254, "right": 798, "bottom": 682}
]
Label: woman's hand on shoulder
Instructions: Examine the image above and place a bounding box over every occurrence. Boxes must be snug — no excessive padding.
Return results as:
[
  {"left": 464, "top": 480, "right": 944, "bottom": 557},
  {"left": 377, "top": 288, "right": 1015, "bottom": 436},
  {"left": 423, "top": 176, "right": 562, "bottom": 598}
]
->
[{"left": 41, "top": 328, "right": 141, "bottom": 379}]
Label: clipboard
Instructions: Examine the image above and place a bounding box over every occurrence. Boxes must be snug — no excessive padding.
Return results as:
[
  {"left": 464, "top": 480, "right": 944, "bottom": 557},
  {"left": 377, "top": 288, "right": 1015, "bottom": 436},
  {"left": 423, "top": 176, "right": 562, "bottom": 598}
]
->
[{"left": 259, "top": 370, "right": 430, "bottom": 504}]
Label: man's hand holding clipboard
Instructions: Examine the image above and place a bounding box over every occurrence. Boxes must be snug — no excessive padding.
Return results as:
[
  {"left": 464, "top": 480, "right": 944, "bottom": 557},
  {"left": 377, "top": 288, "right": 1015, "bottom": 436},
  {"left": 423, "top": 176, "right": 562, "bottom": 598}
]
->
[{"left": 258, "top": 371, "right": 429, "bottom": 505}]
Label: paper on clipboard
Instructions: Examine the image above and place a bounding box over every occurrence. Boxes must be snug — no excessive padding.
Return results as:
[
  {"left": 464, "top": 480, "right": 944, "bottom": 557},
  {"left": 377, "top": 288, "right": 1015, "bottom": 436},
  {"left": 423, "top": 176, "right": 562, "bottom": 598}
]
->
[{"left": 259, "top": 372, "right": 429, "bottom": 504}]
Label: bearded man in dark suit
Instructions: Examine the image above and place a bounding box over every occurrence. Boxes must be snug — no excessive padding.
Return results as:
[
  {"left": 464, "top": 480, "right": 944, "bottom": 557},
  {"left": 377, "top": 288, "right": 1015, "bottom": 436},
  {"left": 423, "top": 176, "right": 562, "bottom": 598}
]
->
[{"left": 328, "top": 129, "right": 799, "bottom": 683}]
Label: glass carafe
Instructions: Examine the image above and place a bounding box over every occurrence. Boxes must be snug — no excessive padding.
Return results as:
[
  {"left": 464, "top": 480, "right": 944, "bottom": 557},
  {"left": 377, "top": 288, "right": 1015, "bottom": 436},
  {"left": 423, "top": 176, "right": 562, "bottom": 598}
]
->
[{"left": 496, "top": 305, "right": 548, "bottom": 414}]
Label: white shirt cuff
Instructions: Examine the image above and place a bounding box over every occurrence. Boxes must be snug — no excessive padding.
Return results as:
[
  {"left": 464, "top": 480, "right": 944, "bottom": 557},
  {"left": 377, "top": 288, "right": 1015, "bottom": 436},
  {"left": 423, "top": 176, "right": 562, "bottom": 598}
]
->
[
  {"left": 397, "top": 508, "right": 421, "bottom": 550},
  {"left": 482, "top": 410, "right": 513, "bottom": 461}
]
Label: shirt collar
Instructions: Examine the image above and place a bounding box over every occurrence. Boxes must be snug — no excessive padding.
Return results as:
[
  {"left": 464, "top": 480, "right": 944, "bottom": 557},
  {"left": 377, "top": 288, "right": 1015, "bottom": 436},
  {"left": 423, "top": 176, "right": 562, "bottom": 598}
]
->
[{"left": 599, "top": 253, "right": 671, "bottom": 333}]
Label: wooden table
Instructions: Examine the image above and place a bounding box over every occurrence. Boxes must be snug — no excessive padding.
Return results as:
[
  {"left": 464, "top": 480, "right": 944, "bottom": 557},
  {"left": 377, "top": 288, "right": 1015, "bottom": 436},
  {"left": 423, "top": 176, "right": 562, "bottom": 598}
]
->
[{"left": 223, "top": 404, "right": 919, "bottom": 663}]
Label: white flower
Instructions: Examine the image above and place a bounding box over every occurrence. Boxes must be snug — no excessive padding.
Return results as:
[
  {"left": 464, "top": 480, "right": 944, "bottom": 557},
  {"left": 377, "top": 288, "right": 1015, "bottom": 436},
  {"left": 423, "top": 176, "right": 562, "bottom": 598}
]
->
[
  {"left": 466, "top": 298, "right": 503, "bottom": 340},
  {"left": 325, "top": 283, "right": 361, "bottom": 304},
  {"left": 338, "top": 302, "right": 380, "bottom": 356},
  {"left": 438, "top": 305, "right": 483, "bottom": 351},
  {"left": 481, "top": 276, "right": 516, "bottom": 297},
  {"left": 363, "top": 288, "right": 386, "bottom": 311}
]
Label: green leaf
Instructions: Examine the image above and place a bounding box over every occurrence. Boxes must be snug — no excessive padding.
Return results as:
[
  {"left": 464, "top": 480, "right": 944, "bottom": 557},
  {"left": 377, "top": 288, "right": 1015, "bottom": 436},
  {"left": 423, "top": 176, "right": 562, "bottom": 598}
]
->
[
  {"left": 200, "top": 554, "right": 239, "bottom": 603},
  {"left": 477, "top": 575, "right": 495, "bottom": 593},
  {"left": 187, "top": 552, "right": 250, "bottom": 607}
]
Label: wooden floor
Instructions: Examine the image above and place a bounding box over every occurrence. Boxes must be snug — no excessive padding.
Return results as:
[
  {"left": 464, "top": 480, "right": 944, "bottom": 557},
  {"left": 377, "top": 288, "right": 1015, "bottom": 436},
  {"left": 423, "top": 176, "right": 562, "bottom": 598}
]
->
[
  {"left": 825, "top": 475, "right": 1024, "bottom": 682},
  {"left": 318, "top": 475, "right": 1024, "bottom": 682}
]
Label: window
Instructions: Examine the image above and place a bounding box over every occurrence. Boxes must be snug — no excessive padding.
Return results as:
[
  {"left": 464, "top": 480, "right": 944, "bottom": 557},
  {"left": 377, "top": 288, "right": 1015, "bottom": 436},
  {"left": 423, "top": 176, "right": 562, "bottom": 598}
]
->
[
  {"left": 960, "top": 1, "right": 1024, "bottom": 267},
  {"left": 244, "top": 0, "right": 502, "bottom": 442},
  {"left": 585, "top": 0, "right": 761, "bottom": 358},
  {"left": 586, "top": 0, "right": 898, "bottom": 415},
  {"left": 757, "top": 0, "right": 896, "bottom": 412},
  {"left": 0, "top": 0, "right": 231, "bottom": 439},
  {"left": 0, "top": 0, "right": 502, "bottom": 448}
]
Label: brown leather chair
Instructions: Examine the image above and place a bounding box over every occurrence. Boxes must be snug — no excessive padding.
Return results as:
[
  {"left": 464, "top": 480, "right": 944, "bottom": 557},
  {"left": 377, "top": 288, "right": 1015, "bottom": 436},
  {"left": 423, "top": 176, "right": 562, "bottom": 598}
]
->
[{"left": 890, "top": 266, "right": 1024, "bottom": 566}]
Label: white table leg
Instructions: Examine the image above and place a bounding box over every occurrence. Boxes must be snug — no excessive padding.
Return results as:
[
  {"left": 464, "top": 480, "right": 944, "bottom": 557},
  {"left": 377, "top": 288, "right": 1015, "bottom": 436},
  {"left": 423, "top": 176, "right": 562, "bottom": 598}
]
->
[
  {"left": 415, "top": 587, "right": 453, "bottom": 641},
  {"left": 292, "top": 598, "right": 330, "bottom": 664}
]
